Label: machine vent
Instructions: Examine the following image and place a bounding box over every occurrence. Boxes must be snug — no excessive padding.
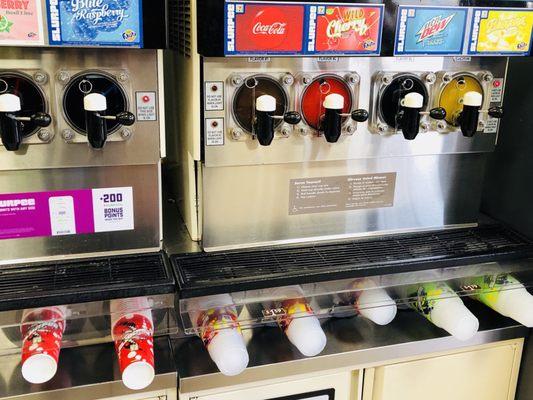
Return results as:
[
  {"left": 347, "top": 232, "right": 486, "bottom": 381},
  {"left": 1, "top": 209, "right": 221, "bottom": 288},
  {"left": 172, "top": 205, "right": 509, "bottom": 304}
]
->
[
  {"left": 169, "top": 0, "right": 192, "bottom": 56},
  {"left": 0, "top": 253, "right": 175, "bottom": 311},
  {"left": 172, "top": 225, "right": 533, "bottom": 297}
]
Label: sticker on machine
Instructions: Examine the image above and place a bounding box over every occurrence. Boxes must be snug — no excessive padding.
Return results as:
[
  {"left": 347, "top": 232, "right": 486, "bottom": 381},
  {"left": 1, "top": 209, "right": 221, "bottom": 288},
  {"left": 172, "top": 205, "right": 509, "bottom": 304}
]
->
[
  {"left": 0, "top": 0, "right": 45, "bottom": 45},
  {"left": 0, "top": 187, "right": 134, "bottom": 240},
  {"left": 289, "top": 173, "right": 396, "bottom": 216}
]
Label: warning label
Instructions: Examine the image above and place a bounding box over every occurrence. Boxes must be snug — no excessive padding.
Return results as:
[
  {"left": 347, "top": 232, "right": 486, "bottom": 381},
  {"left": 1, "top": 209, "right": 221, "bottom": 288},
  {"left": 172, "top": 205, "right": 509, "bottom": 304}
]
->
[{"left": 289, "top": 173, "right": 396, "bottom": 215}]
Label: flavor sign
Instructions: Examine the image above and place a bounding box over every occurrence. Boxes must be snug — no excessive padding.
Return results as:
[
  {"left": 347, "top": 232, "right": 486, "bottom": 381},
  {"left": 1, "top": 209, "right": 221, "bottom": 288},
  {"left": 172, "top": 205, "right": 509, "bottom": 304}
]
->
[
  {"left": 226, "top": 2, "right": 305, "bottom": 54},
  {"left": 395, "top": 6, "right": 468, "bottom": 55},
  {"left": 469, "top": 8, "right": 533, "bottom": 55},
  {"left": 0, "top": 0, "right": 44, "bottom": 45},
  {"left": 307, "top": 4, "right": 383, "bottom": 55},
  {"left": 224, "top": 1, "right": 384, "bottom": 55}
]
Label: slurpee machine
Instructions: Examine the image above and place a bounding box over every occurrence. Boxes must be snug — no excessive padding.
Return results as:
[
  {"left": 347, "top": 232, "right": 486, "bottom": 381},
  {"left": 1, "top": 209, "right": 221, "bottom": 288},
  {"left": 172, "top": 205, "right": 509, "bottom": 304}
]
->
[
  {"left": 0, "top": 0, "right": 178, "bottom": 397},
  {"left": 165, "top": 1, "right": 533, "bottom": 399}
]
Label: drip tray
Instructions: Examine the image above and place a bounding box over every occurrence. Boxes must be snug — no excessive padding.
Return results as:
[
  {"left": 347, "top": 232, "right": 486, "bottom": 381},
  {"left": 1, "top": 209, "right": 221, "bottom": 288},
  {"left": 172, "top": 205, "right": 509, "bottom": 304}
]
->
[
  {"left": 0, "top": 252, "right": 175, "bottom": 311},
  {"left": 171, "top": 225, "right": 533, "bottom": 298}
]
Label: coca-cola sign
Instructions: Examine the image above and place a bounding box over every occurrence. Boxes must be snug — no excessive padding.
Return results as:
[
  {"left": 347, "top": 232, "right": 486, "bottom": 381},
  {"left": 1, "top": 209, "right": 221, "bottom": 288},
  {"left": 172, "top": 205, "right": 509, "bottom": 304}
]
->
[{"left": 226, "top": 2, "right": 304, "bottom": 54}]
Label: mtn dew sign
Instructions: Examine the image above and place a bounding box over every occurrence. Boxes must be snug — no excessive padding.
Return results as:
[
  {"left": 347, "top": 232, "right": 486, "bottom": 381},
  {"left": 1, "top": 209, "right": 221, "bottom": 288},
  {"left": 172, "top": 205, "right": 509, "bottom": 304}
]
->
[
  {"left": 0, "top": 0, "right": 44, "bottom": 45},
  {"left": 395, "top": 6, "right": 468, "bottom": 55},
  {"left": 46, "top": 0, "right": 142, "bottom": 46}
]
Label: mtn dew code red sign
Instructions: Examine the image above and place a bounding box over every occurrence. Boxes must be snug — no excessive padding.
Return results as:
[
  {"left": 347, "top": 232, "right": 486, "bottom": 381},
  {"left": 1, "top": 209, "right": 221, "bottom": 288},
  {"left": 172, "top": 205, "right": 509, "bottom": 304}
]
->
[
  {"left": 0, "top": 0, "right": 44, "bottom": 45},
  {"left": 395, "top": 6, "right": 468, "bottom": 55},
  {"left": 306, "top": 4, "right": 384, "bottom": 55},
  {"left": 46, "top": 0, "right": 142, "bottom": 47},
  {"left": 225, "top": 1, "right": 305, "bottom": 55}
]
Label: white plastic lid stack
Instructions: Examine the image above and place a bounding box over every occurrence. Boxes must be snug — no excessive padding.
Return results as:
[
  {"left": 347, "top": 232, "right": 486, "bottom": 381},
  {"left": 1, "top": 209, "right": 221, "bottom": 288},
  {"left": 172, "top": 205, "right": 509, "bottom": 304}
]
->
[
  {"left": 430, "top": 296, "right": 479, "bottom": 341},
  {"left": 463, "top": 91, "right": 483, "bottom": 107},
  {"left": 490, "top": 287, "right": 533, "bottom": 328},
  {"left": 21, "top": 353, "right": 58, "bottom": 384},
  {"left": 402, "top": 92, "right": 424, "bottom": 109},
  {"left": 323, "top": 93, "right": 344, "bottom": 110},
  {"left": 285, "top": 315, "right": 327, "bottom": 357},
  {"left": 207, "top": 328, "right": 249, "bottom": 376},
  {"left": 256, "top": 95, "right": 276, "bottom": 112},
  {"left": 122, "top": 361, "right": 155, "bottom": 390},
  {"left": 357, "top": 287, "right": 398, "bottom": 326},
  {"left": 83, "top": 93, "right": 107, "bottom": 112},
  {"left": 0, "top": 93, "right": 21, "bottom": 112}
]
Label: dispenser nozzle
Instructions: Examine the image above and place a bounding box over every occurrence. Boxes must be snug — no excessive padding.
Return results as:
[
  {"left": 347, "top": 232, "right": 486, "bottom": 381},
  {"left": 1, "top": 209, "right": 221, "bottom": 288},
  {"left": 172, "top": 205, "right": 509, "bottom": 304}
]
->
[{"left": 253, "top": 95, "right": 300, "bottom": 146}]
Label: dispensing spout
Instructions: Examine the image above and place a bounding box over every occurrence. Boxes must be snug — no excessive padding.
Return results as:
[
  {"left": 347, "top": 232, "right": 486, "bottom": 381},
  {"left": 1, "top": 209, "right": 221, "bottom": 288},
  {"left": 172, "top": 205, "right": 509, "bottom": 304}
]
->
[
  {"left": 458, "top": 91, "right": 503, "bottom": 137},
  {"left": 84, "top": 93, "right": 135, "bottom": 149},
  {"left": 320, "top": 93, "right": 369, "bottom": 143},
  {"left": 397, "top": 92, "right": 445, "bottom": 140},
  {"left": 253, "top": 95, "right": 301, "bottom": 146},
  {"left": 0, "top": 93, "right": 51, "bottom": 151}
]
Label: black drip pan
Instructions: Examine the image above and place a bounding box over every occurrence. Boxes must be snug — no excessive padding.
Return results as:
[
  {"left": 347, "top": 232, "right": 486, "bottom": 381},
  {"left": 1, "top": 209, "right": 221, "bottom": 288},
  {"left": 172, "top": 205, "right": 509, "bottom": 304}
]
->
[
  {"left": 171, "top": 225, "right": 533, "bottom": 298},
  {"left": 0, "top": 252, "right": 175, "bottom": 311}
]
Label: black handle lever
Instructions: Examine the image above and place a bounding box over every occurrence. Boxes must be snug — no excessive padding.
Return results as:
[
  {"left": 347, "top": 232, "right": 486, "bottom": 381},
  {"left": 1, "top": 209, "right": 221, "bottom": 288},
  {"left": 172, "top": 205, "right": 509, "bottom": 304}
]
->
[
  {"left": 115, "top": 111, "right": 136, "bottom": 126},
  {"left": 283, "top": 111, "right": 301, "bottom": 125},
  {"left": 488, "top": 106, "right": 504, "bottom": 119},
  {"left": 429, "top": 107, "right": 446, "bottom": 120},
  {"left": 30, "top": 112, "right": 52, "bottom": 127},
  {"left": 351, "top": 109, "right": 369, "bottom": 122}
]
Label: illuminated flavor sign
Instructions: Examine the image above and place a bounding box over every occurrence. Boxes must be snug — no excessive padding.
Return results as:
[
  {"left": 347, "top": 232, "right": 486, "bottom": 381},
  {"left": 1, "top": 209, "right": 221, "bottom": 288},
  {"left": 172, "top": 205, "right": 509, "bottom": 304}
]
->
[
  {"left": 395, "top": 6, "right": 468, "bottom": 55},
  {"left": 469, "top": 8, "right": 533, "bottom": 55},
  {"left": 307, "top": 4, "right": 383, "bottom": 55}
]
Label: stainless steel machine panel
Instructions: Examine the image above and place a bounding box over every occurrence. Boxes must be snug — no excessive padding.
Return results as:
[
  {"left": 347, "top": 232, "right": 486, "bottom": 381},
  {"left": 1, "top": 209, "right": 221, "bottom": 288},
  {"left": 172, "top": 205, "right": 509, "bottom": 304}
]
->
[{"left": 202, "top": 57, "right": 507, "bottom": 168}]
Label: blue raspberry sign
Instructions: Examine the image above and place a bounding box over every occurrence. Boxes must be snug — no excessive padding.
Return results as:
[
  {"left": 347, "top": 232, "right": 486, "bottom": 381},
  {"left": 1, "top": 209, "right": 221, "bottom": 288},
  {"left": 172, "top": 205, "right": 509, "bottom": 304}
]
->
[{"left": 46, "top": 0, "right": 142, "bottom": 47}]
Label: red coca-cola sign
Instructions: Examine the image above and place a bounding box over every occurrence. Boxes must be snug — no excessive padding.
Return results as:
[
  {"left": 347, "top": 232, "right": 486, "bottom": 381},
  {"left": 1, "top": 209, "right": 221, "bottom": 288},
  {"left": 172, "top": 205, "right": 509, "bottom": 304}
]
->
[{"left": 232, "top": 4, "right": 304, "bottom": 53}]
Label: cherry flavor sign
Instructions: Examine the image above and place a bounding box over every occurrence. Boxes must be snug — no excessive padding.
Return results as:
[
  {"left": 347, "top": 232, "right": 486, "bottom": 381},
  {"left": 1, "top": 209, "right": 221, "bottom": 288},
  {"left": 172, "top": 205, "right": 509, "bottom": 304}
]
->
[
  {"left": 307, "top": 4, "right": 384, "bottom": 55},
  {"left": 0, "top": 187, "right": 134, "bottom": 240},
  {"left": 225, "top": 1, "right": 305, "bottom": 55},
  {"left": 0, "top": 0, "right": 44, "bottom": 45}
]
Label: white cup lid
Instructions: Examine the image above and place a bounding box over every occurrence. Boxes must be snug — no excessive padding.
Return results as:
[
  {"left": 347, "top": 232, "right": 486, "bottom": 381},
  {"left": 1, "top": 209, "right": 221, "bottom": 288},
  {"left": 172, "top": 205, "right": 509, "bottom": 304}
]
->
[
  {"left": 463, "top": 91, "right": 483, "bottom": 107},
  {"left": 0, "top": 93, "right": 21, "bottom": 113},
  {"left": 122, "top": 361, "right": 155, "bottom": 390},
  {"left": 256, "top": 95, "right": 276, "bottom": 112},
  {"left": 402, "top": 92, "right": 424, "bottom": 109},
  {"left": 285, "top": 316, "right": 327, "bottom": 357},
  {"left": 323, "top": 93, "right": 344, "bottom": 110},
  {"left": 84, "top": 93, "right": 107, "bottom": 112},
  {"left": 21, "top": 353, "right": 58, "bottom": 384},
  {"left": 207, "top": 329, "right": 249, "bottom": 376}
]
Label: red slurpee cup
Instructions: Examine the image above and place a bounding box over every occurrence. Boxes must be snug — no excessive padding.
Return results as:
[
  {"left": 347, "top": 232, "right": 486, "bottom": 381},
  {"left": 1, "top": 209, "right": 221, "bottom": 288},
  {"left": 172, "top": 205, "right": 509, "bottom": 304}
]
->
[
  {"left": 111, "top": 298, "right": 155, "bottom": 390},
  {"left": 20, "top": 306, "right": 66, "bottom": 384}
]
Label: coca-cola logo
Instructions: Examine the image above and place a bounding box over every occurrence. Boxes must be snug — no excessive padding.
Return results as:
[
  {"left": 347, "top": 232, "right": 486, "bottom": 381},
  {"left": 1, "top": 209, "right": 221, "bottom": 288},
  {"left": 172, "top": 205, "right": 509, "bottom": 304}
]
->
[{"left": 252, "top": 21, "right": 286, "bottom": 35}]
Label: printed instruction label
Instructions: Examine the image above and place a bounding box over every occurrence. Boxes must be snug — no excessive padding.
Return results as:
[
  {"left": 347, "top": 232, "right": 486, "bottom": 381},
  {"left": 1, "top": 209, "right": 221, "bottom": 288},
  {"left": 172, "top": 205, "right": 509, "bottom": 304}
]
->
[
  {"left": 135, "top": 91, "right": 157, "bottom": 121},
  {"left": 289, "top": 173, "right": 396, "bottom": 215},
  {"left": 490, "top": 78, "right": 504, "bottom": 103},
  {"left": 205, "top": 118, "right": 224, "bottom": 146},
  {"left": 0, "top": 0, "right": 44, "bottom": 45},
  {"left": 204, "top": 81, "right": 224, "bottom": 111},
  {"left": 484, "top": 117, "right": 499, "bottom": 134},
  {"left": 0, "top": 187, "right": 134, "bottom": 240}
]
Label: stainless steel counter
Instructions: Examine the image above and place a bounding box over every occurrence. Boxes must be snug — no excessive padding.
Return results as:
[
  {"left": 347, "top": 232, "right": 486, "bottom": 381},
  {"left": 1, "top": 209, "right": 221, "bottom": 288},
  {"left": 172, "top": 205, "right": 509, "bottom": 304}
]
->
[
  {"left": 172, "top": 300, "right": 529, "bottom": 393},
  {"left": 0, "top": 336, "right": 177, "bottom": 400}
]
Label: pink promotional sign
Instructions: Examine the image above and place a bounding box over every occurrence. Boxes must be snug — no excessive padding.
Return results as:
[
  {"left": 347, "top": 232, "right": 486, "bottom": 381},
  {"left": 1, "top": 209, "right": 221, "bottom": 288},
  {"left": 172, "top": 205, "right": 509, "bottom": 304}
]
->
[
  {"left": 0, "top": 0, "right": 44, "bottom": 45},
  {"left": 0, "top": 187, "right": 134, "bottom": 240}
]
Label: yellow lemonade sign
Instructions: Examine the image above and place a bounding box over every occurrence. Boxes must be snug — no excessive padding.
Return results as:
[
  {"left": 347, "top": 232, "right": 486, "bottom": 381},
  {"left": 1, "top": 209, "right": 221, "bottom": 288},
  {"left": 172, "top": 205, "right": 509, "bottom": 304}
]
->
[{"left": 476, "top": 10, "right": 533, "bottom": 53}]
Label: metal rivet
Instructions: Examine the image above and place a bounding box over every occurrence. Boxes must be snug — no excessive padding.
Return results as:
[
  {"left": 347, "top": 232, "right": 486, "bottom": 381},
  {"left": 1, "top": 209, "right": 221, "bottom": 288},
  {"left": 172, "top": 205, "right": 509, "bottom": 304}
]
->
[
  {"left": 231, "top": 128, "right": 243, "bottom": 139},
  {"left": 57, "top": 71, "right": 70, "bottom": 84},
  {"left": 282, "top": 74, "right": 294, "bottom": 86},
  {"left": 280, "top": 127, "right": 290, "bottom": 137},
  {"left": 426, "top": 73, "right": 436, "bottom": 84},
  {"left": 346, "top": 73, "right": 360, "bottom": 85},
  {"left": 34, "top": 71, "right": 48, "bottom": 85},
  {"left": 117, "top": 72, "right": 129, "bottom": 82},
  {"left": 62, "top": 129, "right": 74, "bottom": 141},
  {"left": 382, "top": 75, "right": 393, "bottom": 85},
  {"left": 121, "top": 128, "right": 132, "bottom": 139},
  {"left": 231, "top": 75, "right": 244, "bottom": 86},
  {"left": 346, "top": 124, "right": 355, "bottom": 134},
  {"left": 37, "top": 129, "right": 52, "bottom": 142},
  {"left": 302, "top": 75, "right": 312, "bottom": 85}
]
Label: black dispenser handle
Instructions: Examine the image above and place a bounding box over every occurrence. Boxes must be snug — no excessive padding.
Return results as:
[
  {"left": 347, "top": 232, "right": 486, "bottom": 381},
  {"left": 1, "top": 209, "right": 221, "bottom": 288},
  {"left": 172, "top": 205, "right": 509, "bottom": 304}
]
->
[
  {"left": 351, "top": 109, "right": 369, "bottom": 123},
  {"left": 84, "top": 93, "right": 135, "bottom": 149},
  {"left": 0, "top": 112, "right": 23, "bottom": 151},
  {"left": 253, "top": 95, "right": 300, "bottom": 146}
]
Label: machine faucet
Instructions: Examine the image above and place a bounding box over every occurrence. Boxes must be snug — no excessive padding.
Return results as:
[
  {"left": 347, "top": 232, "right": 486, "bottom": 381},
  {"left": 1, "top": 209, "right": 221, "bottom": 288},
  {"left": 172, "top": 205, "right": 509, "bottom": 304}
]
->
[
  {"left": 253, "top": 95, "right": 301, "bottom": 146},
  {"left": 459, "top": 91, "right": 504, "bottom": 137},
  {"left": 321, "top": 93, "right": 369, "bottom": 143},
  {"left": 0, "top": 93, "right": 51, "bottom": 151},
  {"left": 397, "top": 92, "right": 446, "bottom": 140},
  {"left": 83, "top": 93, "right": 135, "bottom": 149}
]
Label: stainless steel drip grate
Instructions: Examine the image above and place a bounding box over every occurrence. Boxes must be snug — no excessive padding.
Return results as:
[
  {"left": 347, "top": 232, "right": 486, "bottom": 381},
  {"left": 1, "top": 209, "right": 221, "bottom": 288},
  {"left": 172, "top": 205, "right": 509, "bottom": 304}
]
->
[{"left": 172, "top": 226, "right": 533, "bottom": 297}]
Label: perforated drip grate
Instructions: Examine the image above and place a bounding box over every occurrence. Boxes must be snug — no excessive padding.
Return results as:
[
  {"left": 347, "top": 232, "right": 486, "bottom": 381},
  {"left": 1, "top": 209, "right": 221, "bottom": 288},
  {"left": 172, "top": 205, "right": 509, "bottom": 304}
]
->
[
  {"left": 171, "top": 226, "right": 533, "bottom": 297},
  {"left": 0, "top": 253, "right": 174, "bottom": 311}
]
